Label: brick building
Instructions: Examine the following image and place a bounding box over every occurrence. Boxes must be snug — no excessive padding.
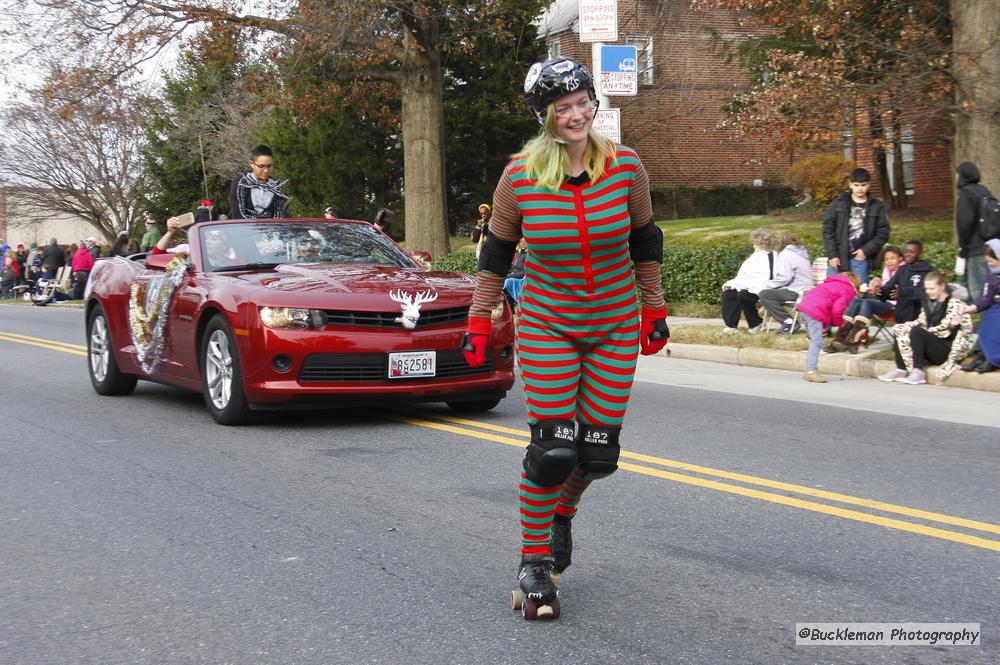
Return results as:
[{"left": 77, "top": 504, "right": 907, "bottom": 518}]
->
[{"left": 537, "top": 0, "right": 952, "bottom": 208}]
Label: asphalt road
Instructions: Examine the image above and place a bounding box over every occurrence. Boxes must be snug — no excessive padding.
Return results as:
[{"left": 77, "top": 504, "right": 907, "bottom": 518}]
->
[{"left": 1, "top": 304, "right": 997, "bottom": 665}]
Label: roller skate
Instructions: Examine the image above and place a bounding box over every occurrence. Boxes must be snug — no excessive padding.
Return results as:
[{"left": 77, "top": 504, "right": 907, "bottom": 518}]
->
[
  {"left": 509, "top": 554, "right": 560, "bottom": 620},
  {"left": 549, "top": 514, "right": 573, "bottom": 583}
]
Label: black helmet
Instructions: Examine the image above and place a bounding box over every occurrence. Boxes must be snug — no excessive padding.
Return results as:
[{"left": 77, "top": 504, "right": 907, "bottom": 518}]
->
[{"left": 523, "top": 57, "right": 596, "bottom": 123}]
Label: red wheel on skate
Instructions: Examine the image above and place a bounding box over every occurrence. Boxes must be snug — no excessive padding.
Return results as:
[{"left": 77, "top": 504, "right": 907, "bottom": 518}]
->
[
  {"left": 510, "top": 589, "right": 525, "bottom": 610},
  {"left": 521, "top": 598, "right": 538, "bottom": 620}
]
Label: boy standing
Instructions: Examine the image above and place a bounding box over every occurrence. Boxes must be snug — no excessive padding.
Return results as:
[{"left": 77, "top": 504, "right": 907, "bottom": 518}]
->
[{"left": 822, "top": 167, "right": 890, "bottom": 284}]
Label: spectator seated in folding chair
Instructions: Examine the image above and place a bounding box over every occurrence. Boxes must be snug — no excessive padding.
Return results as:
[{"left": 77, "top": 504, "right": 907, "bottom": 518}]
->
[
  {"left": 758, "top": 233, "right": 814, "bottom": 334},
  {"left": 831, "top": 245, "right": 903, "bottom": 352},
  {"left": 32, "top": 266, "right": 73, "bottom": 305}
]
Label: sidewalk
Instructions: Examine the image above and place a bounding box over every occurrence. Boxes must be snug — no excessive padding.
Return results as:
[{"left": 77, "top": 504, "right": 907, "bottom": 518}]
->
[{"left": 661, "top": 316, "right": 1000, "bottom": 394}]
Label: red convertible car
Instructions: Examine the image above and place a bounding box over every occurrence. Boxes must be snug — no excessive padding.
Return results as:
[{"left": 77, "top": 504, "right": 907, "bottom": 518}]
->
[{"left": 84, "top": 218, "right": 515, "bottom": 424}]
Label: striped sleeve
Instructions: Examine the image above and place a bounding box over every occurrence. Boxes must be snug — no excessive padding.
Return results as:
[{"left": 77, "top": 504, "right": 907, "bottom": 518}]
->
[
  {"left": 467, "top": 166, "right": 522, "bottom": 325},
  {"left": 628, "top": 156, "right": 664, "bottom": 309},
  {"left": 628, "top": 158, "right": 654, "bottom": 228}
]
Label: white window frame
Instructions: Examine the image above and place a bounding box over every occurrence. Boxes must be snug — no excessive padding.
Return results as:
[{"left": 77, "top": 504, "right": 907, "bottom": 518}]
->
[
  {"left": 624, "top": 35, "right": 654, "bottom": 86},
  {"left": 885, "top": 126, "right": 915, "bottom": 195},
  {"left": 547, "top": 37, "right": 561, "bottom": 60}
]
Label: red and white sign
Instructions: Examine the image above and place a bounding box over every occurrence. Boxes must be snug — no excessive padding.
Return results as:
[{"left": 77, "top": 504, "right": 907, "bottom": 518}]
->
[
  {"left": 579, "top": 0, "right": 618, "bottom": 43},
  {"left": 593, "top": 109, "right": 621, "bottom": 144},
  {"left": 600, "top": 72, "right": 637, "bottom": 96}
]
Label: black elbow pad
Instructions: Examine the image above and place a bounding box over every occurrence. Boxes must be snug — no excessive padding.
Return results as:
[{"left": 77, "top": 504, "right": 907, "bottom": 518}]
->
[
  {"left": 629, "top": 222, "right": 663, "bottom": 263},
  {"left": 478, "top": 235, "right": 519, "bottom": 275}
]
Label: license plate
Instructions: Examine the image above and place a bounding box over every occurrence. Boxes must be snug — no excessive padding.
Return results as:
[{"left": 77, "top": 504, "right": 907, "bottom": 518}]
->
[{"left": 387, "top": 350, "right": 436, "bottom": 379}]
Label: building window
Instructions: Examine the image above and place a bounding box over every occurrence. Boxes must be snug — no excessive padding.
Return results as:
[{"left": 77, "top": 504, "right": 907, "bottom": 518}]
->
[
  {"left": 625, "top": 35, "right": 653, "bottom": 85},
  {"left": 548, "top": 38, "right": 560, "bottom": 60},
  {"left": 886, "top": 126, "right": 915, "bottom": 195}
]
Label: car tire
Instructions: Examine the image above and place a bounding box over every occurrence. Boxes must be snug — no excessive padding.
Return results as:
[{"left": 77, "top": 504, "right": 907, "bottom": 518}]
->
[
  {"left": 201, "top": 314, "right": 255, "bottom": 426},
  {"left": 446, "top": 397, "right": 502, "bottom": 413},
  {"left": 87, "top": 303, "right": 138, "bottom": 396}
]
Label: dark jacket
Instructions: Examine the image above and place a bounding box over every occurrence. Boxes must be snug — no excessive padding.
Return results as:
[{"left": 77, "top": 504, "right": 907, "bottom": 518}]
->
[
  {"left": 42, "top": 242, "right": 66, "bottom": 271},
  {"left": 955, "top": 161, "right": 991, "bottom": 259},
  {"left": 507, "top": 250, "right": 527, "bottom": 279},
  {"left": 228, "top": 173, "right": 290, "bottom": 220},
  {"left": 822, "top": 192, "right": 891, "bottom": 269},
  {"left": 972, "top": 269, "right": 1000, "bottom": 312},
  {"left": 879, "top": 259, "right": 934, "bottom": 323}
]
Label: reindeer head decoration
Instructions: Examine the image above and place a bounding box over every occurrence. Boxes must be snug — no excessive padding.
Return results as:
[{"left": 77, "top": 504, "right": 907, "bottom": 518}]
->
[{"left": 389, "top": 289, "right": 438, "bottom": 329}]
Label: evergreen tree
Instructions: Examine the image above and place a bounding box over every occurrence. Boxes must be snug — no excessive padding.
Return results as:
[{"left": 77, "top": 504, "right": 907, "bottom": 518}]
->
[{"left": 141, "top": 24, "right": 252, "bottom": 220}]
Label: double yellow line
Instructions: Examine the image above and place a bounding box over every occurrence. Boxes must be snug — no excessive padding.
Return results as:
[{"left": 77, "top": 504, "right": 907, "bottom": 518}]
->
[
  {"left": 395, "top": 412, "right": 1000, "bottom": 553},
  {"left": 0, "top": 331, "right": 88, "bottom": 356},
  {"left": 5, "top": 328, "right": 997, "bottom": 553}
]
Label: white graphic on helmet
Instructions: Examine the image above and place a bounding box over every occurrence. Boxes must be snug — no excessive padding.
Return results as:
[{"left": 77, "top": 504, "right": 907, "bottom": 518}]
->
[
  {"left": 524, "top": 63, "right": 542, "bottom": 92},
  {"left": 551, "top": 60, "right": 575, "bottom": 74},
  {"left": 561, "top": 74, "right": 580, "bottom": 92}
]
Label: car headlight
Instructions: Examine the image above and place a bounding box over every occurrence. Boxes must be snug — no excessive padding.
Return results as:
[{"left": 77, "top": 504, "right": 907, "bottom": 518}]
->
[{"left": 258, "top": 307, "right": 327, "bottom": 329}]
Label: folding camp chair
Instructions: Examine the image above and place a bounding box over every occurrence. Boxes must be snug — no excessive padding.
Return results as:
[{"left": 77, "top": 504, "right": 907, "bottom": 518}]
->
[
  {"left": 867, "top": 308, "right": 897, "bottom": 347},
  {"left": 761, "top": 288, "right": 810, "bottom": 333}
]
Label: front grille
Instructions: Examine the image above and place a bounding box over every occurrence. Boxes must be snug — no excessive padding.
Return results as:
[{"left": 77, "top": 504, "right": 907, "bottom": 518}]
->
[
  {"left": 299, "top": 349, "right": 495, "bottom": 383},
  {"left": 322, "top": 306, "right": 469, "bottom": 328}
]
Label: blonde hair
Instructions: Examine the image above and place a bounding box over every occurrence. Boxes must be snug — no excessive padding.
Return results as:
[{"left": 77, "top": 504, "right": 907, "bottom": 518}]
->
[
  {"left": 518, "top": 106, "right": 617, "bottom": 192},
  {"left": 750, "top": 228, "right": 776, "bottom": 250}
]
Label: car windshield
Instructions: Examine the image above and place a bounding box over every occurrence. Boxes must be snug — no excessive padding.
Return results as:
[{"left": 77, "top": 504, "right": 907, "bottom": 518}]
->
[{"left": 197, "top": 221, "right": 417, "bottom": 272}]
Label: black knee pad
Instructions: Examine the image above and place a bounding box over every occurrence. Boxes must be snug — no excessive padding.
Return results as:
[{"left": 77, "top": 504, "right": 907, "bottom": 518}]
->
[
  {"left": 577, "top": 425, "right": 621, "bottom": 481},
  {"left": 523, "top": 419, "right": 578, "bottom": 487}
]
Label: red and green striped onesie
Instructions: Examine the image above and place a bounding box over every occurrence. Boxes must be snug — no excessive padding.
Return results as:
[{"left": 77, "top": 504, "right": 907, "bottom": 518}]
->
[{"left": 468, "top": 144, "right": 666, "bottom": 556}]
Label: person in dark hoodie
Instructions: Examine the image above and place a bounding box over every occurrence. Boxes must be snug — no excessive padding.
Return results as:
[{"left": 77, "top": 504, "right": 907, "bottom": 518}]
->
[
  {"left": 228, "top": 145, "right": 290, "bottom": 219},
  {"left": 822, "top": 167, "right": 891, "bottom": 284},
  {"left": 874, "top": 239, "right": 934, "bottom": 324},
  {"left": 955, "top": 161, "right": 992, "bottom": 302}
]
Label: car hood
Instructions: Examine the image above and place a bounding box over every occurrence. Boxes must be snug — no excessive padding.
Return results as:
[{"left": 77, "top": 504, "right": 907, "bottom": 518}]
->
[{"left": 228, "top": 263, "right": 477, "bottom": 309}]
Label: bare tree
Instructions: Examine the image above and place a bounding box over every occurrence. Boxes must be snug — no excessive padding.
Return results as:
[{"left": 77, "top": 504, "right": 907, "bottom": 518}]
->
[
  {"left": 2, "top": 0, "right": 534, "bottom": 257},
  {"left": 0, "top": 67, "right": 149, "bottom": 241}
]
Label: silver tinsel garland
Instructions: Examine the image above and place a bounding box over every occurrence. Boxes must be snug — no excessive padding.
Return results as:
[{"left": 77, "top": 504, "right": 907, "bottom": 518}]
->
[{"left": 129, "top": 258, "right": 189, "bottom": 374}]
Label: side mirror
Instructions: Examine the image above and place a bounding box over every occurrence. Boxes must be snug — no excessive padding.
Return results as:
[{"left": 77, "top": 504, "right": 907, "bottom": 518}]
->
[{"left": 409, "top": 250, "right": 432, "bottom": 266}]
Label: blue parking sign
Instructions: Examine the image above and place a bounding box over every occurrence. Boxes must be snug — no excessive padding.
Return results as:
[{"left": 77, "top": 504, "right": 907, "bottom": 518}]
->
[
  {"left": 600, "top": 45, "right": 638, "bottom": 74},
  {"left": 599, "top": 45, "right": 638, "bottom": 96}
]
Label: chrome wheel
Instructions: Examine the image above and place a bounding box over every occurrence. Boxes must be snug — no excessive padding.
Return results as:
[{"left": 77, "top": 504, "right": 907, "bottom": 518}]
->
[
  {"left": 89, "top": 314, "right": 109, "bottom": 382},
  {"left": 205, "top": 329, "right": 233, "bottom": 410}
]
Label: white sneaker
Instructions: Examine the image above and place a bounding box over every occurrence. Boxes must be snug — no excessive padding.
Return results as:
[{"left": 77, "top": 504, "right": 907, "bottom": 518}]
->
[
  {"left": 747, "top": 324, "right": 763, "bottom": 334},
  {"left": 878, "top": 368, "right": 907, "bottom": 382},
  {"left": 721, "top": 327, "right": 738, "bottom": 334},
  {"left": 898, "top": 369, "right": 927, "bottom": 385}
]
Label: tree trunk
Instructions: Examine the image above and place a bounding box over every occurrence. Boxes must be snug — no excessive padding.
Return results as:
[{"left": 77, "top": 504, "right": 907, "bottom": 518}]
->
[
  {"left": 952, "top": 0, "right": 1000, "bottom": 189},
  {"left": 399, "top": 36, "right": 450, "bottom": 259}
]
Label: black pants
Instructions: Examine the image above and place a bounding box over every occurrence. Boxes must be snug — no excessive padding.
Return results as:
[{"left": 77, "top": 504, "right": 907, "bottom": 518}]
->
[
  {"left": 722, "top": 289, "right": 763, "bottom": 328},
  {"left": 894, "top": 327, "right": 953, "bottom": 370}
]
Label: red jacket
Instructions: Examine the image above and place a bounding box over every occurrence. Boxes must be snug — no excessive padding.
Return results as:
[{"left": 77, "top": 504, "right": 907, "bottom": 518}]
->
[
  {"left": 71, "top": 247, "right": 95, "bottom": 272},
  {"left": 797, "top": 273, "right": 857, "bottom": 327}
]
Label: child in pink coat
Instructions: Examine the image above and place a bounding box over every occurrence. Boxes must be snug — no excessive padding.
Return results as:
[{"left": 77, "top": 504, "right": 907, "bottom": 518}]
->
[{"left": 795, "top": 272, "right": 861, "bottom": 382}]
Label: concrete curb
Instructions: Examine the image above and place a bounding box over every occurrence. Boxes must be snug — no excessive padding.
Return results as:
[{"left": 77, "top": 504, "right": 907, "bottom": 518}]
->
[{"left": 664, "top": 343, "right": 1000, "bottom": 393}]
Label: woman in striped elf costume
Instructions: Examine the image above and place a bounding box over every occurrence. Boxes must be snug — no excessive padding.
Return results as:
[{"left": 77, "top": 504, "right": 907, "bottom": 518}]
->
[{"left": 461, "top": 57, "right": 668, "bottom": 619}]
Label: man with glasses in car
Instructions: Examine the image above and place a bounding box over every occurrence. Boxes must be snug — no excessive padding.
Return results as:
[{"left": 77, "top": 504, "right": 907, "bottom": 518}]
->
[{"left": 228, "top": 145, "right": 290, "bottom": 220}]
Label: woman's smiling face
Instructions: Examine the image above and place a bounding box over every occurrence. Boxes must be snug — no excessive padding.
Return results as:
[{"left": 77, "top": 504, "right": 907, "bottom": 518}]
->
[{"left": 551, "top": 90, "right": 597, "bottom": 145}]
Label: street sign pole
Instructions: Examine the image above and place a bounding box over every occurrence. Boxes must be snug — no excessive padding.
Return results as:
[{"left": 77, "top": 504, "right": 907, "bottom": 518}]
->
[{"left": 592, "top": 42, "right": 609, "bottom": 111}]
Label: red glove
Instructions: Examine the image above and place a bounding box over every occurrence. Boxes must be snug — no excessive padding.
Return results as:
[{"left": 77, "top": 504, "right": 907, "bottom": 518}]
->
[
  {"left": 640, "top": 307, "right": 669, "bottom": 356},
  {"left": 462, "top": 316, "right": 492, "bottom": 367}
]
